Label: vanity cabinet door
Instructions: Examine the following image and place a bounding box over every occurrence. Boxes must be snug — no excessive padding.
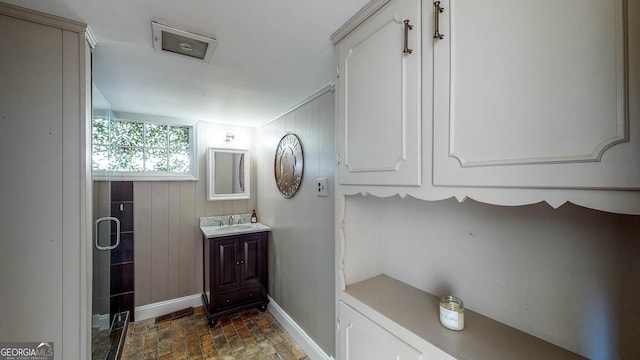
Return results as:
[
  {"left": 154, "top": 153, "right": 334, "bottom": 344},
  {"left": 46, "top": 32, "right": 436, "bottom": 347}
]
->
[
  {"left": 336, "top": 0, "right": 422, "bottom": 186},
  {"left": 239, "top": 233, "right": 266, "bottom": 287},
  {"left": 432, "top": 0, "right": 640, "bottom": 189},
  {"left": 214, "top": 237, "right": 240, "bottom": 292},
  {"left": 212, "top": 233, "right": 267, "bottom": 294}
]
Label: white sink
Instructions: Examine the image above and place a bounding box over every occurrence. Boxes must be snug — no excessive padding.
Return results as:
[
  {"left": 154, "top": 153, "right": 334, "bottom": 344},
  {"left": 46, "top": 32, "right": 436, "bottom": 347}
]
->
[
  {"left": 201, "top": 223, "right": 271, "bottom": 238},
  {"left": 217, "top": 224, "right": 256, "bottom": 232}
]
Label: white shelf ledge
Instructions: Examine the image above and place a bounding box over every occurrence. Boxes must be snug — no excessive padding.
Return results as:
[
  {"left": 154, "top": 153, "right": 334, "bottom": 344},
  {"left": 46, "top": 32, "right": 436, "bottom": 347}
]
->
[{"left": 342, "top": 274, "right": 586, "bottom": 360}]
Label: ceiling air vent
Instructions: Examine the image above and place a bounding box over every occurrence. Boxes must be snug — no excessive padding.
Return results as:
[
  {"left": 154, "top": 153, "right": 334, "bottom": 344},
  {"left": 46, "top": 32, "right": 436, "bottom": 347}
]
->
[{"left": 151, "top": 21, "right": 217, "bottom": 63}]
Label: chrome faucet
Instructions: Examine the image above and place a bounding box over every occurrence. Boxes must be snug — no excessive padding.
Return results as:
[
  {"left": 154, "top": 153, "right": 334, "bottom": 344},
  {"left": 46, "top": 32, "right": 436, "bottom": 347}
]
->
[
  {"left": 218, "top": 220, "right": 224, "bottom": 226},
  {"left": 228, "top": 216, "right": 234, "bottom": 225}
]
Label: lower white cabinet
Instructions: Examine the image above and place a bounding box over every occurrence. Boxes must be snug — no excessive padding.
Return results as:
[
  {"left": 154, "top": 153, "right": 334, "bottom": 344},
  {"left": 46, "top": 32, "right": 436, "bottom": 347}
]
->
[{"left": 339, "top": 301, "right": 424, "bottom": 360}]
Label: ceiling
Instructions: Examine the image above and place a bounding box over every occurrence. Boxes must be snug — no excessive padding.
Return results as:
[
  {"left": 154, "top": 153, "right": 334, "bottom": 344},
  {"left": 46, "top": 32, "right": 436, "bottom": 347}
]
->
[{"left": 6, "top": 0, "right": 369, "bottom": 126}]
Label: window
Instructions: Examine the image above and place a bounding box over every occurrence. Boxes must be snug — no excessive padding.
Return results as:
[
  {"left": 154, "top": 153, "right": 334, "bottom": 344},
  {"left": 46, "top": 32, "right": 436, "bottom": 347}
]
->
[{"left": 92, "top": 116, "right": 196, "bottom": 180}]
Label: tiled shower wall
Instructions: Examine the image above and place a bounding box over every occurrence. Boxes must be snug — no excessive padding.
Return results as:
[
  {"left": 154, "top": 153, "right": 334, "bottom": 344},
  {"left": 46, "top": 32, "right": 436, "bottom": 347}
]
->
[
  {"left": 110, "top": 181, "right": 135, "bottom": 321},
  {"left": 92, "top": 181, "right": 135, "bottom": 321}
]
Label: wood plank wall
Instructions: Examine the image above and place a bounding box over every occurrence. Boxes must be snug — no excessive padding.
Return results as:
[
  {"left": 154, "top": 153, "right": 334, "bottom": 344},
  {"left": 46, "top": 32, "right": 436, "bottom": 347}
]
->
[
  {"left": 134, "top": 181, "right": 199, "bottom": 305},
  {"left": 256, "top": 88, "right": 336, "bottom": 356},
  {"left": 135, "top": 122, "right": 256, "bottom": 307}
]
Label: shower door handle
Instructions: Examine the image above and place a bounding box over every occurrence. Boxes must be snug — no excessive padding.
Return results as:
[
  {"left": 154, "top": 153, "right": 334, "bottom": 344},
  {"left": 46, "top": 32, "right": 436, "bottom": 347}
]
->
[{"left": 95, "top": 216, "right": 121, "bottom": 251}]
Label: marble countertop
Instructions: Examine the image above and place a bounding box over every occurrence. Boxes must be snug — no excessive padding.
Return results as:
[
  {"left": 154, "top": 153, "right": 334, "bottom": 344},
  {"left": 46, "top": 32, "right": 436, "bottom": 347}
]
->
[{"left": 200, "top": 222, "right": 271, "bottom": 238}]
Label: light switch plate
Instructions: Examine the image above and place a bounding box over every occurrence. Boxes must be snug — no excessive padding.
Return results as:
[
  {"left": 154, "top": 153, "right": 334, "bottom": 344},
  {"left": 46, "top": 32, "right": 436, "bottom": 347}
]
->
[{"left": 316, "top": 177, "right": 328, "bottom": 197}]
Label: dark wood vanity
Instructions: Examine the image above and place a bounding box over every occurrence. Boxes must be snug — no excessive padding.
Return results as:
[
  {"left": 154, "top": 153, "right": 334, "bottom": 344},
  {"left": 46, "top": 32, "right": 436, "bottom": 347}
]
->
[{"left": 201, "top": 230, "right": 269, "bottom": 326}]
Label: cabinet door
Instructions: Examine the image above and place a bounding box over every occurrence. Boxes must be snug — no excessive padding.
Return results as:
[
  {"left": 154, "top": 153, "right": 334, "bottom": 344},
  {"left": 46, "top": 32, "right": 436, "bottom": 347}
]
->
[
  {"left": 336, "top": 0, "right": 421, "bottom": 186},
  {"left": 432, "top": 0, "right": 640, "bottom": 189},
  {"left": 339, "top": 302, "right": 422, "bottom": 360},
  {"left": 214, "top": 237, "right": 239, "bottom": 292},
  {"left": 239, "top": 233, "right": 264, "bottom": 287}
]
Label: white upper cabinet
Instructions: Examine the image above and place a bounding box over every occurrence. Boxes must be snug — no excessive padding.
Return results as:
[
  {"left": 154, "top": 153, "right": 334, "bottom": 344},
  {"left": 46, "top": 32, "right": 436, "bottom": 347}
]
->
[
  {"left": 333, "top": 0, "right": 640, "bottom": 213},
  {"left": 432, "top": 0, "right": 639, "bottom": 189},
  {"left": 335, "top": 0, "right": 422, "bottom": 186}
]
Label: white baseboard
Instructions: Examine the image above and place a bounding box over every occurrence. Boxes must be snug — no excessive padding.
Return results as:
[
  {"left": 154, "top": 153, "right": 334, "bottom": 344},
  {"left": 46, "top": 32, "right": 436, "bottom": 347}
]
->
[
  {"left": 134, "top": 294, "right": 202, "bottom": 321},
  {"left": 268, "top": 296, "right": 334, "bottom": 360}
]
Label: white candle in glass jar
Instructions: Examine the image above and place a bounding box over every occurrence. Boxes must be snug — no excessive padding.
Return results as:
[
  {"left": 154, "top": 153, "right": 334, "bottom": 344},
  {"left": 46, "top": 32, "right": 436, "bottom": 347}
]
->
[{"left": 439, "top": 296, "right": 465, "bottom": 331}]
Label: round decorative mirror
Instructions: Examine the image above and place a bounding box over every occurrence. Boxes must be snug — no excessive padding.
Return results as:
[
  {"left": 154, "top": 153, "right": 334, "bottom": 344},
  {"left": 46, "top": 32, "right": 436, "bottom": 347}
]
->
[{"left": 274, "top": 133, "right": 304, "bottom": 198}]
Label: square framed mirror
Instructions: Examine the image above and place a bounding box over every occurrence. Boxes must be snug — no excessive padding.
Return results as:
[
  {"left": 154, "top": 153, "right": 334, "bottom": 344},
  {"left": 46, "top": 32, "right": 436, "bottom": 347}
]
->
[{"left": 206, "top": 148, "right": 250, "bottom": 201}]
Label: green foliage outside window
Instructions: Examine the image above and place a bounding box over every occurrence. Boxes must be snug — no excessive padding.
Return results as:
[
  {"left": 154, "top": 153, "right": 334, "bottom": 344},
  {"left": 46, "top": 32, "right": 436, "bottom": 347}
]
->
[{"left": 92, "top": 117, "right": 192, "bottom": 174}]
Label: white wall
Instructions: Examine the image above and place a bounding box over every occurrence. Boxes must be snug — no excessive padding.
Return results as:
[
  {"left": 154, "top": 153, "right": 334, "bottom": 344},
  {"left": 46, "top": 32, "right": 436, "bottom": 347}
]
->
[
  {"left": 343, "top": 195, "right": 640, "bottom": 360},
  {"left": 256, "top": 88, "right": 336, "bottom": 357}
]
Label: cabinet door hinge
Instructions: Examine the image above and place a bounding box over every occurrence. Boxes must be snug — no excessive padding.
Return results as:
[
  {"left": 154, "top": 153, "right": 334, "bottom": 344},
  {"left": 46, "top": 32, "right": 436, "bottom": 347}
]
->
[
  {"left": 336, "top": 66, "right": 340, "bottom": 78},
  {"left": 336, "top": 152, "right": 340, "bottom": 165}
]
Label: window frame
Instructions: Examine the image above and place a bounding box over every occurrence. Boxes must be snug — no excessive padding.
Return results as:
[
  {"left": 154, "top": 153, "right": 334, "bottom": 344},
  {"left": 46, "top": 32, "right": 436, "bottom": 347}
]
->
[{"left": 91, "top": 116, "right": 198, "bottom": 182}]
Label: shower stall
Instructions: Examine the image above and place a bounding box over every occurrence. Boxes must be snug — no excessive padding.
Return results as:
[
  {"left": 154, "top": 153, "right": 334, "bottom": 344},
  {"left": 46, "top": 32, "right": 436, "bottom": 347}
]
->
[{"left": 91, "top": 85, "right": 133, "bottom": 360}]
